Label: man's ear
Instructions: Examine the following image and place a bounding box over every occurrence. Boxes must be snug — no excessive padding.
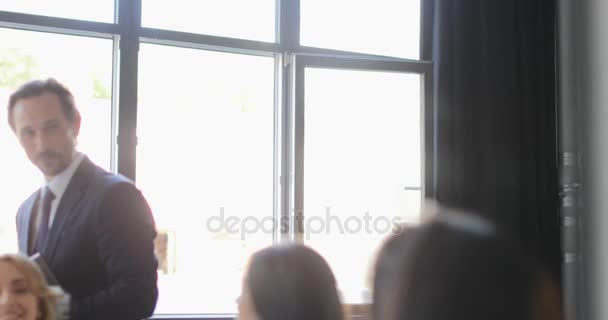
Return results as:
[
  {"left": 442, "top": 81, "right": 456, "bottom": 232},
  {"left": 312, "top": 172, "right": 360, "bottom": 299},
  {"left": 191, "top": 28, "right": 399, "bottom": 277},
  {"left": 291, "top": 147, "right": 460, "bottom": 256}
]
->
[{"left": 72, "top": 110, "right": 81, "bottom": 136}]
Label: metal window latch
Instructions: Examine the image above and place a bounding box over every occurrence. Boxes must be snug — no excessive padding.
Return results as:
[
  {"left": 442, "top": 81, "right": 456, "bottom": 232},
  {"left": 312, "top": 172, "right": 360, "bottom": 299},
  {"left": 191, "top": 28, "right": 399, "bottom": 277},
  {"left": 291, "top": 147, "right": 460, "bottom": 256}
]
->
[
  {"left": 559, "top": 182, "right": 580, "bottom": 196},
  {"left": 560, "top": 152, "right": 576, "bottom": 167},
  {"left": 283, "top": 52, "right": 292, "bottom": 67},
  {"left": 559, "top": 182, "right": 580, "bottom": 208}
]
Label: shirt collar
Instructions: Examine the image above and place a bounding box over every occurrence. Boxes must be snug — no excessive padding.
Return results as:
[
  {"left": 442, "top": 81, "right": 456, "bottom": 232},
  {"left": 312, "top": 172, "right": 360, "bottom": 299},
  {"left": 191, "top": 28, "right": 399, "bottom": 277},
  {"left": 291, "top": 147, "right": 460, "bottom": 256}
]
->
[{"left": 43, "top": 152, "right": 86, "bottom": 200}]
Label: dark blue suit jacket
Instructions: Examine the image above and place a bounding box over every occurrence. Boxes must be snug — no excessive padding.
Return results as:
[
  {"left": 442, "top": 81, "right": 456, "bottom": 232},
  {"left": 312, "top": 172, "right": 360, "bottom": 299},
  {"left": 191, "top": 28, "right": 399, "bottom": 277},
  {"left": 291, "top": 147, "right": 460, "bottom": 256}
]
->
[{"left": 16, "top": 157, "right": 158, "bottom": 320}]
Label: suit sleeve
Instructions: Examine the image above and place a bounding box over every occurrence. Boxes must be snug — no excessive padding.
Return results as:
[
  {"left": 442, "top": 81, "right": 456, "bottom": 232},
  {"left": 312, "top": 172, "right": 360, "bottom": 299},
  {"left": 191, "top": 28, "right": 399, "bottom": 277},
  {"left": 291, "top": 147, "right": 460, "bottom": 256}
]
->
[{"left": 70, "top": 182, "right": 158, "bottom": 320}]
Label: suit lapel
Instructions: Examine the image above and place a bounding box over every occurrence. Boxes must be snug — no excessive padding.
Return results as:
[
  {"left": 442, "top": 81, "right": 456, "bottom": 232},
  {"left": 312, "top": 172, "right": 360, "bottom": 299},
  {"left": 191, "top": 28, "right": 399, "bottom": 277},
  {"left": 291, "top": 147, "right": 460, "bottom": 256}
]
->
[
  {"left": 20, "top": 192, "right": 39, "bottom": 254},
  {"left": 43, "top": 157, "right": 96, "bottom": 261}
]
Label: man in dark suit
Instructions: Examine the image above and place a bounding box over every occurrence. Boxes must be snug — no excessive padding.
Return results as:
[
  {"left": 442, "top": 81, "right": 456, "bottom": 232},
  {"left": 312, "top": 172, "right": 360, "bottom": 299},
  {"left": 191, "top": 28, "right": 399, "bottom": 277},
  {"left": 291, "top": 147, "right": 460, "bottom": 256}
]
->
[{"left": 8, "top": 78, "right": 158, "bottom": 320}]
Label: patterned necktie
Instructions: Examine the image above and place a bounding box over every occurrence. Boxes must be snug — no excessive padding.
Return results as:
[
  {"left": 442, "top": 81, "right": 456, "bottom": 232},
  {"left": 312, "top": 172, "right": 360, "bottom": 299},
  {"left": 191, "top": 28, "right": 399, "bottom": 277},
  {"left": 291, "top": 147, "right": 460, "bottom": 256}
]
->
[{"left": 34, "top": 187, "right": 55, "bottom": 253}]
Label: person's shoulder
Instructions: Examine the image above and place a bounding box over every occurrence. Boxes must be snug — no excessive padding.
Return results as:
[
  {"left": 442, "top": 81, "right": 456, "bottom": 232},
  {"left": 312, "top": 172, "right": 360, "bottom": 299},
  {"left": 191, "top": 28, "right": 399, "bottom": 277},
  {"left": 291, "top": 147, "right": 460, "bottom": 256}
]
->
[
  {"left": 85, "top": 159, "right": 135, "bottom": 188},
  {"left": 25, "top": 189, "right": 39, "bottom": 201},
  {"left": 81, "top": 159, "right": 141, "bottom": 199},
  {"left": 93, "top": 172, "right": 142, "bottom": 201},
  {"left": 16, "top": 189, "right": 40, "bottom": 214},
  {"left": 98, "top": 170, "right": 134, "bottom": 187}
]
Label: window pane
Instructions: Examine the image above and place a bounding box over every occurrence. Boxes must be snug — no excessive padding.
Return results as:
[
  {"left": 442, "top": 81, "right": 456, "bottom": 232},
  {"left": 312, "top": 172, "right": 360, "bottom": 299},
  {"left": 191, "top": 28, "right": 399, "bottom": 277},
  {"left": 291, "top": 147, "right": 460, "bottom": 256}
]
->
[
  {"left": 303, "top": 68, "right": 422, "bottom": 303},
  {"left": 138, "top": 44, "right": 275, "bottom": 314},
  {"left": 301, "top": 0, "right": 420, "bottom": 59},
  {"left": 0, "top": 0, "right": 114, "bottom": 23},
  {"left": 0, "top": 28, "right": 113, "bottom": 253},
  {"left": 142, "top": 0, "right": 275, "bottom": 42}
]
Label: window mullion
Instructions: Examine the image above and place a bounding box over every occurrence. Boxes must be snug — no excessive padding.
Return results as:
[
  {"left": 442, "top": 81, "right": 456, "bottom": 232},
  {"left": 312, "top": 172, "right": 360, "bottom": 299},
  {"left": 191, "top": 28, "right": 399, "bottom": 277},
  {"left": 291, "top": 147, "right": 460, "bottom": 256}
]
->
[{"left": 116, "top": 0, "right": 141, "bottom": 180}]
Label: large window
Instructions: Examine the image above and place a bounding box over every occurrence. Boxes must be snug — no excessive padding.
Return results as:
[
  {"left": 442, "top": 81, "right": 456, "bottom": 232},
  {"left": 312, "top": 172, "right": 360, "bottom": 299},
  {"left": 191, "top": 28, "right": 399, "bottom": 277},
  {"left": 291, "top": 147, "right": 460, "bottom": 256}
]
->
[
  {"left": 0, "top": 0, "right": 114, "bottom": 22},
  {"left": 0, "top": 0, "right": 430, "bottom": 317},
  {"left": 300, "top": 66, "right": 422, "bottom": 302},
  {"left": 142, "top": 0, "right": 275, "bottom": 42},
  {"left": 137, "top": 44, "right": 275, "bottom": 314},
  {"left": 300, "top": 0, "right": 420, "bottom": 58}
]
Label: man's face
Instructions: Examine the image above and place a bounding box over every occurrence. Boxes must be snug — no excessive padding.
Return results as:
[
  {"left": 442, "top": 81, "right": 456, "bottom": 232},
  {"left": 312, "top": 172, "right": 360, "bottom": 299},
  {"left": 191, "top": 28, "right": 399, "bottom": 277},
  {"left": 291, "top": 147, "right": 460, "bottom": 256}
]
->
[{"left": 11, "top": 92, "right": 80, "bottom": 179}]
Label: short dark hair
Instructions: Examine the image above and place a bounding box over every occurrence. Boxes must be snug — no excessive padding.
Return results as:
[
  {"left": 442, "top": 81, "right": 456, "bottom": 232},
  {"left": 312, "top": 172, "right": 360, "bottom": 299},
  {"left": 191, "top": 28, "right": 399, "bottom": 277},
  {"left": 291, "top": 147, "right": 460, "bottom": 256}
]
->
[{"left": 7, "top": 78, "right": 77, "bottom": 131}]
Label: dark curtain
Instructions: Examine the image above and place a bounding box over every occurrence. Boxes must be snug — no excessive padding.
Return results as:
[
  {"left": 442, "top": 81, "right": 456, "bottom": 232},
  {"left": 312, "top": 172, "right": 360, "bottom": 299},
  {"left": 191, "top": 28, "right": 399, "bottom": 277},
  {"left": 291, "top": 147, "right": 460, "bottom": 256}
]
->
[{"left": 428, "top": 0, "right": 561, "bottom": 283}]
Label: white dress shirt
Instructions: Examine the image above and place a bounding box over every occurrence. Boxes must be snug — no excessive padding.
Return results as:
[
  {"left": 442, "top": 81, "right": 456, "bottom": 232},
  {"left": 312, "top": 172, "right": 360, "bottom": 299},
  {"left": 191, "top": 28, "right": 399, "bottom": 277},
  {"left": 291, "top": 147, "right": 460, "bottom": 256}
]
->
[{"left": 37, "top": 152, "right": 86, "bottom": 229}]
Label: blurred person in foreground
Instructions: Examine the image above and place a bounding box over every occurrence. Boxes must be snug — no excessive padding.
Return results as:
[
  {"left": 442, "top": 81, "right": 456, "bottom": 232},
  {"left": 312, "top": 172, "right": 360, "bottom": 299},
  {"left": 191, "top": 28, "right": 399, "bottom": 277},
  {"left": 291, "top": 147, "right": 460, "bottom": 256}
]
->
[
  {"left": 370, "top": 225, "right": 418, "bottom": 320},
  {"left": 0, "top": 253, "right": 66, "bottom": 320},
  {"left": 238, "top": 244, "right": 344, "bottom": 320},
  {"left": 7, "top": 78, "right": 158, "bottom": 320},
  {"left": 373, "top": 208, "right": 562, "bottom": 320}
]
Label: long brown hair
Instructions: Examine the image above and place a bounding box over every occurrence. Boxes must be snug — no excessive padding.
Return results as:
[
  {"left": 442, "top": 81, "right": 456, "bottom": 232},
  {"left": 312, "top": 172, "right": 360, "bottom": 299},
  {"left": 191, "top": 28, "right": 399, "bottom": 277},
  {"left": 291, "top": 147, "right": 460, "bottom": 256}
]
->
[{"left": 246, "top": 244, "right": 343, "bottom": 320}]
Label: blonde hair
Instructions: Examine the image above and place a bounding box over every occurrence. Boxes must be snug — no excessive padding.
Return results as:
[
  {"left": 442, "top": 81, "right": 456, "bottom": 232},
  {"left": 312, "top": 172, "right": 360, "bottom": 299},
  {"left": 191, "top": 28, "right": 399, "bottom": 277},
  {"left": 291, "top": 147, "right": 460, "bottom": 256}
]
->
[{"left": 0, "top": 253, "right": 66, "bottom": 320}]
